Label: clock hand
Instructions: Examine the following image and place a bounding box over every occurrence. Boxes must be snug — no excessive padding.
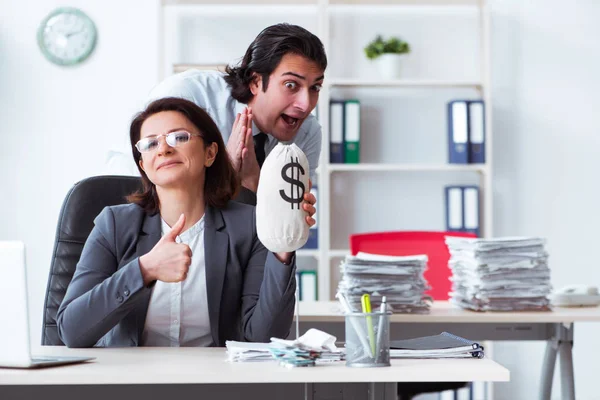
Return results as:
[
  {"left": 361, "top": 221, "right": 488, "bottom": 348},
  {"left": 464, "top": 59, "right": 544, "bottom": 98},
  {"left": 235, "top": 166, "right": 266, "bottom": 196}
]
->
[{"left": 65, "top": 28, "right": 84, "bottom": 38}]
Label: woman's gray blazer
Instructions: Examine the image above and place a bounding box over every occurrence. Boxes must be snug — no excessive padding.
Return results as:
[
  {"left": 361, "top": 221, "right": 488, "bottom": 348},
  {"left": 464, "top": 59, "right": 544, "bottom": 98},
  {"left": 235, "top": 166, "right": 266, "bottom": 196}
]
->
[{"left": 56, "top": 201, "right": 296, "bottom": 348}]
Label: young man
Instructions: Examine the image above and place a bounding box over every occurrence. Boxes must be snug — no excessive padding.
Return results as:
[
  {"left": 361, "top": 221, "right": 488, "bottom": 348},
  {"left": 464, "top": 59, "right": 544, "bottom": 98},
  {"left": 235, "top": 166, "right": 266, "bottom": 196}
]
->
[{"left": 147, "top": 23, "right": 327, "bottom": 203}]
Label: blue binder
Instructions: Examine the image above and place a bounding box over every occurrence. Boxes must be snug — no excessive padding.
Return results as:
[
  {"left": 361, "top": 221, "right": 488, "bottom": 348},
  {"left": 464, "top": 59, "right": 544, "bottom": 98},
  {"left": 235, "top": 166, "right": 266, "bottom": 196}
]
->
[
  {"left": 444, "top": 185, "right": 480, "bottom": 237},
  {"left": 329, "top": 101, "right": 345, "bottom": 163},
  {"left": 462, "top": 186, "right": 480, "bottom": 237},
  {"left": 447, "top": 100, "right": 469, "bottom": 164},
  {"left": 298, "top": 270, "right": 318, "bottom": 301},
  {"left": 468, "top": 100, "right": 486, "bottom": 164},
  {"left": 445, "top": 186, "right": 464, "bottom": 232}
]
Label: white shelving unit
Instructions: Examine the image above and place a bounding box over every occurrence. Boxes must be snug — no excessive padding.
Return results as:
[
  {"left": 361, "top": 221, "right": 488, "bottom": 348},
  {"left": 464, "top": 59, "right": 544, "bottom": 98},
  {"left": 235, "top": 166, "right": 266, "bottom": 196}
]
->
[
  {"left": 328, "top": 79, "right": 483, "bottom": 88},
  {"left": 159, "top": 2, "right": 494, "bottom": 398},
  {"left": 158, "top": 0, "right": 493, "bottom": 303}
]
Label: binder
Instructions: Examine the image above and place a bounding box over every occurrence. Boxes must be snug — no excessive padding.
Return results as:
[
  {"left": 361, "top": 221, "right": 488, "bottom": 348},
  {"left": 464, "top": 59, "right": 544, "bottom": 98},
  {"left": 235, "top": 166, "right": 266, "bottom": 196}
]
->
[
  {"left": 311, "top": 102, "right": 318, "bottom": 119},
  {"left": 463, "top": 186, "right": 480, "bottom": 237},
  {"left": 343, "top": 100, "right": 360, "bottom": 164},
  {"left": 447, "top": 100, "right": 469, "bottom": 164},
  {"left": 390, "top": 332, "right": 484, "bottom": 358},
  {"left": 439, "top": 390, "right": 455, "bottom": 400},
  {"left": 303, "top": 185, "right": 318, "bottom": 249},
  {"left": 468, "top": 100, "right": 485, "bottom": 164},
  {"left": 299, "top": 270, "right": 318, "bottom": 301},
  {"left": 329, "top": 101, "right": 345, "bottom": 164},
  {"left": 456, "top": 384, "right": 472, "bottom": 400},
  {"left": 295, "top": 272, "right": 301, "bottom": 299},
  {"left": 445, "top": 186, "right": 464, "bottom": 232},
  {"left": 471, "top": 382, "right": 487, "bottom": 400},
  {"left": 445, "top": 186, "right": 480, "bottom": 237}
]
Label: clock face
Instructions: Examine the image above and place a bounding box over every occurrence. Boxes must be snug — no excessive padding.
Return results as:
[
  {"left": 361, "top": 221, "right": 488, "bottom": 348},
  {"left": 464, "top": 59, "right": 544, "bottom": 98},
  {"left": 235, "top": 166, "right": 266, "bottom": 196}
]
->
[{"left": 37, "top": 7, "right": 97, "bottom": 66}]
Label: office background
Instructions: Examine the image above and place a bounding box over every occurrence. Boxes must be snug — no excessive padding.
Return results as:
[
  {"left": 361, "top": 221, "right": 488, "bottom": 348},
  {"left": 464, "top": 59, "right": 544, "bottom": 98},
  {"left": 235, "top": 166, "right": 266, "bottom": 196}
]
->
[{"left": 0, "top": 0, "right": 599, "bottom": 398}]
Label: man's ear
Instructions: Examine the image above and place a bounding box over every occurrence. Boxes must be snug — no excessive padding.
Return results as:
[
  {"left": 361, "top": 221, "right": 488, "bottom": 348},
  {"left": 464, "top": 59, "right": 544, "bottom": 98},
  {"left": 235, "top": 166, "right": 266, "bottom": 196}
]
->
[
  {"left": 205, "top": 142, "right": 218, "bottom": 167},
  {"left": 250, "top": 73, "right": 261, "bottom": 96}
]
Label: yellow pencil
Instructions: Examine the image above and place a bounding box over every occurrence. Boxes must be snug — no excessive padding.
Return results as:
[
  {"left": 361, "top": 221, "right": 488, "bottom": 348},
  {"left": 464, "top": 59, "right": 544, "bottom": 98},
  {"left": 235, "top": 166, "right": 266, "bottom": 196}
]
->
[{"left": 361, "top": 293, "right": 376, "bottom": 357}]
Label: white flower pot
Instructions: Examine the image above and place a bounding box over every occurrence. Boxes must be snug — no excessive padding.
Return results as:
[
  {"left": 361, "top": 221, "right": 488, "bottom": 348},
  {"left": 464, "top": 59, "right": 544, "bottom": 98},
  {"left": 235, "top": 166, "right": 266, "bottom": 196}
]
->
[{"left": 375, "top": 54, "right": 405, "bottom": 80}]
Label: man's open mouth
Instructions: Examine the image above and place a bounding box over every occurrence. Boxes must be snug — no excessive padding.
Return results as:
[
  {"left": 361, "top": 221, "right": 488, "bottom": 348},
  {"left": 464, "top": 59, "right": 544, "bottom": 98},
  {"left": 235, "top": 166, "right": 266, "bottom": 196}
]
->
[{"left": 281, "top": 114, "right": 299, "bottom": 127}]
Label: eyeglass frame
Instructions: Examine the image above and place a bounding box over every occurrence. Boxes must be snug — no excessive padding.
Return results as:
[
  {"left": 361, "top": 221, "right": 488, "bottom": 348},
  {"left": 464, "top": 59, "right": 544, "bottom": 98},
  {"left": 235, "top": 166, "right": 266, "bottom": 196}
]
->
[{"left": 135, "top": 130, "right": 203, "bottom": 153}]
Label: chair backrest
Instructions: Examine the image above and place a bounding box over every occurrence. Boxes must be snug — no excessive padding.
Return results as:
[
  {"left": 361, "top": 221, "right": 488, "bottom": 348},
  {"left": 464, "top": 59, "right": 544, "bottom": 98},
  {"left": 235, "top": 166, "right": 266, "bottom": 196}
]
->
[
  {"left": 42, "top": 175, "right": 143, "bottom": 345},
  {"left": 349, "top": 231, "right": 477, "bottom": 301}
]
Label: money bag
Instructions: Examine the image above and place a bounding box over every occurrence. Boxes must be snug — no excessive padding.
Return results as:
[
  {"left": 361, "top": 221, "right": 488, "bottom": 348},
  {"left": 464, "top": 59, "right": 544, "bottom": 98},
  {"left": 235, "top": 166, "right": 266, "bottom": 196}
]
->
[{"left": 256, "top": 143, "right": 310, "bottom": 253}]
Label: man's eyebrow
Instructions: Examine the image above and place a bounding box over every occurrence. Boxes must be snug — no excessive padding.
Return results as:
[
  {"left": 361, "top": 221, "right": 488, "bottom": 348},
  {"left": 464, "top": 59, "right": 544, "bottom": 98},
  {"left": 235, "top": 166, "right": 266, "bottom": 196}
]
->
[{"left": 281, "top": 72, "right": 325, "bottom": 82}]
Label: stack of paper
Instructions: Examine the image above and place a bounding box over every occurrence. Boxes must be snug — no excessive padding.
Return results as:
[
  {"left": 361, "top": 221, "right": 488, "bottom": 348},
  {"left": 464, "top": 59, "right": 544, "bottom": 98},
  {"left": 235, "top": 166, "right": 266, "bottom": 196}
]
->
[
  {"left": 226, "top": 329, "right": 344, "bottom": 366},
  {"left": 390, "top": 332, "right": 484, "bottom": 359},
  {"left": 225, "top": 341, "right": 273, "bottom": 362},
  {"left": 445, "top": 236, "right": 552, "bottom": 311},
  {"left": 268, "top": 329, "right": 344, "bottom": 367},
  {"left": 337, "top": 252, "right": 431, "bottom": 314}
]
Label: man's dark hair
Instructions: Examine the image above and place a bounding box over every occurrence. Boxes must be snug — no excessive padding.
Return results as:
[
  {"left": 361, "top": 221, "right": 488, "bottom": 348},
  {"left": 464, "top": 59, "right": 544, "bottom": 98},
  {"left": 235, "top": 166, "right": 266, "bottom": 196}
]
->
[
  {"left": 127, "top": 97, "right": 239, "bottom": 213},
  {"left": 224, "top": 23, "right": 327, "bottom": 104}
]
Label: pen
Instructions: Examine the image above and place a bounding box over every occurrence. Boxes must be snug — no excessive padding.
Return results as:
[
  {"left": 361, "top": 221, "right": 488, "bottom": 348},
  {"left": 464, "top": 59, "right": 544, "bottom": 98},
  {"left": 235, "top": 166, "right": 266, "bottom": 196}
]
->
[
  {"left": 361, "top": 293, "right": 376, "bottom": 357},
  {"left": 375, "top": 296, "right": 387, "bottom": 363},
  {"left": 336, "top": 292, "right": 373, "bottom": 358}
]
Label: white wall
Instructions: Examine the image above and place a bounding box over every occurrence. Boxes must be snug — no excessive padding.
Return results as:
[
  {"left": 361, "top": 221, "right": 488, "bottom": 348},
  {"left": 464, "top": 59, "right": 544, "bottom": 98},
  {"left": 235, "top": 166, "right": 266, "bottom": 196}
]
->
[
  {"left": 1, "top": 0, "right": 599, "bottom": 399},
  {"left": 0, "top": 0, "right": 158, "bottom": 348},
  {"left": 491, "top": 1, "right": 600, "bottom": 399}
]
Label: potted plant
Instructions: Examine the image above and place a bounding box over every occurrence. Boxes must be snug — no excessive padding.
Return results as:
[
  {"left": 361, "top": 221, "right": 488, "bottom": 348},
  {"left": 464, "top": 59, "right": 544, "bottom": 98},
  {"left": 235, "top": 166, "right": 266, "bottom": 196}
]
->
[{"left": 364, "top": 35, "right": 410, "bottom": 79}]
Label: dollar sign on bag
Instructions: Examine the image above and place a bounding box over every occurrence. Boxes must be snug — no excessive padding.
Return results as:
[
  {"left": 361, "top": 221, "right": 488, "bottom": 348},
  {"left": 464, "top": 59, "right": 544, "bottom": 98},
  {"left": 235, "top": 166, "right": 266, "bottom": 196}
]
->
[{"left": 279, "top": 156, "right": 305, "bottom": 209}]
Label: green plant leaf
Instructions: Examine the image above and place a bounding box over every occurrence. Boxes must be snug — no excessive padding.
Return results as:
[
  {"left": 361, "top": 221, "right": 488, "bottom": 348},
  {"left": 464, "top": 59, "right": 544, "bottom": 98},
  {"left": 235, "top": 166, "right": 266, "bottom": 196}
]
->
[{"left": 364, "top": 35, "right": 410, "bottom": 60}]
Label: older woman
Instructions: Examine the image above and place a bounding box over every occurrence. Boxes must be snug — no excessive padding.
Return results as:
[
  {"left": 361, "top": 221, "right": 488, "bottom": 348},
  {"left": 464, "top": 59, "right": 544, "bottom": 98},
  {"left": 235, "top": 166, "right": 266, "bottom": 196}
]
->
[{"left": 57, "top": 97, "right": 315, "bottom": 348}]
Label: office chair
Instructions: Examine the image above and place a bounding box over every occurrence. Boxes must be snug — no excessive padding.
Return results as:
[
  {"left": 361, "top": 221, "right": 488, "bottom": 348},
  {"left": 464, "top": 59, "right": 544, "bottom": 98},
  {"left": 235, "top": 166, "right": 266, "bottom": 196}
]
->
[
  {"left": 349, "top": 230, "right": 477, "bottom": 400},
  {"left": 41, "top": 175, "right": 143, "bottom": 345}
]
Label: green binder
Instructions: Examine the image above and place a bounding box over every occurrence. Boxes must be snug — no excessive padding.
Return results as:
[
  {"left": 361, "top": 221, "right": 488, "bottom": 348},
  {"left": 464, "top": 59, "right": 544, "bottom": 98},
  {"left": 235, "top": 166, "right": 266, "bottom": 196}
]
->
[{"left": 344, "top": 99, "right": 361, "bottom": 164}]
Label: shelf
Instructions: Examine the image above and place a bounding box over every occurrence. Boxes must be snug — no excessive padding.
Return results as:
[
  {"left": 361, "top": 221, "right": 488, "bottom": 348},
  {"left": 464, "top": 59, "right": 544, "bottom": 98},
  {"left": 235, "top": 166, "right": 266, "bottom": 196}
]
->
[
  {"left": 328, "top": 163, "right": 487, "bottom": 173},
  {"left": 329, "top": 249, "right": 350, "bottom": 258},
  {"left": 328, "top": 79, "right": 482, "bottom": 89},
  {"left": 164, "top": 0, "right": 481, "bottom": 4},
  {"left": 163, "top": 0, "right": 315, "bottom": 4},
  {"left": 165, "top": 74, "right": 483, "bottom": 90},
  {"left": 330, "top": 0, "right": 480, "bottom": 4},
  {"left": 159, "top": 0, "right": 493, "bottom": 305},
  {"left": 172, "top": 64, "right": 227, "bottom": 74},
  {"left": 296, "top": 249, "right": 320, "bottom": 258}
]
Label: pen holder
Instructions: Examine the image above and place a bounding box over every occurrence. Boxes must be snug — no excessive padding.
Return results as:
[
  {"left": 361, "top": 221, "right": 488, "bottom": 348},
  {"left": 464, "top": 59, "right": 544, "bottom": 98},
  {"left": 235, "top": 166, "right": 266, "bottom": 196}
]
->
[{"left": 344, "top": 312, "right": 391, "bottom": 368}]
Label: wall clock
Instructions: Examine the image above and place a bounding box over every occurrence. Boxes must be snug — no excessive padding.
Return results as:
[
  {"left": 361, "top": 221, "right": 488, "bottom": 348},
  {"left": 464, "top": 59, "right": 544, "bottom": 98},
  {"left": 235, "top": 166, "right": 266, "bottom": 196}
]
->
[{"left": 37, "top": 7, "right": 97, "bottom": 66}]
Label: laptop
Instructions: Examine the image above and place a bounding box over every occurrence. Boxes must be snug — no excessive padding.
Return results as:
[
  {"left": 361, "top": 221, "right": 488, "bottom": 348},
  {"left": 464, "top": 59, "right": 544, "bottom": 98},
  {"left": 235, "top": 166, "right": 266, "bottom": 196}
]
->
[{"left": 0, "top": 241, "right": 95, "bottom": 368}]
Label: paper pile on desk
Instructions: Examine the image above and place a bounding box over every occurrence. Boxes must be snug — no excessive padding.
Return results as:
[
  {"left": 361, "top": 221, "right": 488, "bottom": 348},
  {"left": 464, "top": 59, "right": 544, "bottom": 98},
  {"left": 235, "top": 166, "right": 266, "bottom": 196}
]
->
[
  {"left": 390, "top": 332, "right": 484, "bottom": 359},
  {"left": 337, "top": 252, "right": 431, "bottom": 314},
  {"left": 226, "top": 329, "right": 344, "bottom": 366},
  {"left": 269, "top": 328, "right": 344, "bottom": 367},
  {"left": 445, "top": 236, "right": 552, "bottom": 311},
  {"left": 226, "top": 341, "right": 273, "bottom": 362}
]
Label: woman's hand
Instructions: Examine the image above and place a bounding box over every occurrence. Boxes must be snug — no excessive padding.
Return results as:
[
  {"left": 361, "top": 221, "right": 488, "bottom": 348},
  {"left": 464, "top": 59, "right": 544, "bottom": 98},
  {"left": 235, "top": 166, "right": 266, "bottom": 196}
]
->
[{"left": 139, "top": 214, "right": 192, "bottom": 286}]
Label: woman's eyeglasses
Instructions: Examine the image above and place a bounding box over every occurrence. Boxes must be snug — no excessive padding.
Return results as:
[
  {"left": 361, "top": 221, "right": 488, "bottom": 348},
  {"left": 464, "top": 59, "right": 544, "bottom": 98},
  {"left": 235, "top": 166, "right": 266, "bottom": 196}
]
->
[{"left": 135, "top": 131, "right": 202, "bottom": 153}]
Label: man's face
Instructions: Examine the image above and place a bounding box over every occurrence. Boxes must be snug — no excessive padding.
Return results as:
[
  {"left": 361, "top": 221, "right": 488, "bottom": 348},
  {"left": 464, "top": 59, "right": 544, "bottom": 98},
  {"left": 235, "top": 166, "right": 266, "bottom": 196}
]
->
[{"left": 248, "top": 53, "right": 324, "bottom": 142}]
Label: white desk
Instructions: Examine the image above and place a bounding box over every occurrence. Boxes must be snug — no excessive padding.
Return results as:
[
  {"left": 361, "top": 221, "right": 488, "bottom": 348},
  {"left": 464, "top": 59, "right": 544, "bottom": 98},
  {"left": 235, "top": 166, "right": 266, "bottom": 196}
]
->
[
  {"left": 0, "top": 347, "right": 508, "bottom": 400},
  {"left": 297, "top": 301, "right": 600, "bottom": 400}
]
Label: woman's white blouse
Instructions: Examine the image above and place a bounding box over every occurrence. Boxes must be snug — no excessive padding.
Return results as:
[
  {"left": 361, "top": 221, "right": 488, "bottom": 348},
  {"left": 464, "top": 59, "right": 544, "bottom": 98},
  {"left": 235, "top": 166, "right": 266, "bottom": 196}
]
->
[{"left": 141, "top": 216, "right": 212, "bottom": 347}]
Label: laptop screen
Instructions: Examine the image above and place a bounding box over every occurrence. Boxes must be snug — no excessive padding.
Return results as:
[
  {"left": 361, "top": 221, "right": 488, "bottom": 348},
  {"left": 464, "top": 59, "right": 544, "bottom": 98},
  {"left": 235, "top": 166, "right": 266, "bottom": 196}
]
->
[{"left": 0, "top": 241, "right": 33, "bottom": 365}]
